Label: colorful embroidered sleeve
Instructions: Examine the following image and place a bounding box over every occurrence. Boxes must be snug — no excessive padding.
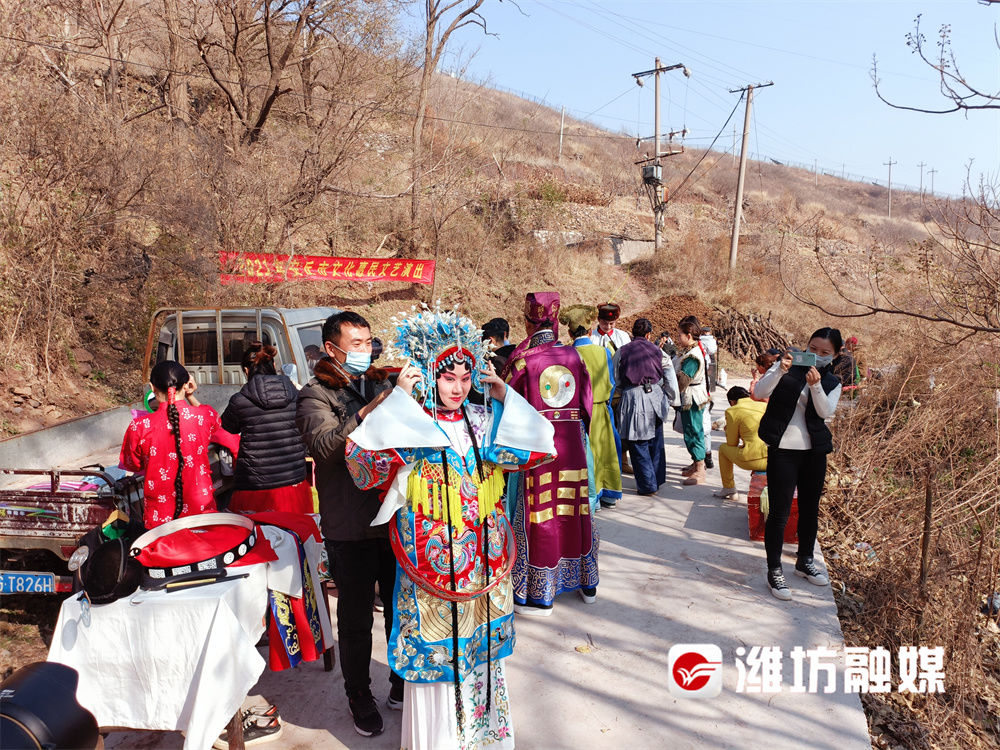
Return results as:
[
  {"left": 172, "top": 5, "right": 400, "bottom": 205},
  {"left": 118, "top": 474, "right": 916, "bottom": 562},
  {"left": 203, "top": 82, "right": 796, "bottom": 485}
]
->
[{"left": 345, "top": 439, "right": 409, "bottom": 493}]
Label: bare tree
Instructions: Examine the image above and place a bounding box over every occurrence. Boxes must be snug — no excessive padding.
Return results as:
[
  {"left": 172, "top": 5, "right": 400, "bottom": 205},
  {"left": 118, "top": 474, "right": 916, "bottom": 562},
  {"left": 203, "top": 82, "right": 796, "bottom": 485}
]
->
[
  {"left": 190, "top": 0, "right": 319, "bottom": 145},
  {"left": 161, "top": 0, "right": 189, "bottom": 122},
  {"left": 872, "top": 13, "right": 1000, "bottom": 114},
  {"left": 411, "top": 0, "right": 491, "bottom": 244},
  {"left": 778, "top": 183, "right": 1000, "bottom": 340},
  {"left": 787, "top": 11, "right": 1000, "bottom": 341}
]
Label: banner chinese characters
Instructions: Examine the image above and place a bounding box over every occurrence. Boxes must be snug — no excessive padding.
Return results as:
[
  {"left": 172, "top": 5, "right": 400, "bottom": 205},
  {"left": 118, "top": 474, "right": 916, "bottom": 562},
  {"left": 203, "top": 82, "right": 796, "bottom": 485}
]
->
[{"left": 219, "top": 251, "right": 435, "bottom": 285}]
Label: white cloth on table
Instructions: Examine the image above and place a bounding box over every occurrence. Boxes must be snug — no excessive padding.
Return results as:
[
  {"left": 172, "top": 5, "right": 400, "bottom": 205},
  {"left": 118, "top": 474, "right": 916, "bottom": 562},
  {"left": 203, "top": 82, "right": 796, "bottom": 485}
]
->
[
  {"left": 47, "top": 563, "right": 269, "bottom": 750},
  {"left": 402, "top": 660, "right": 514, "bottom": 750}
]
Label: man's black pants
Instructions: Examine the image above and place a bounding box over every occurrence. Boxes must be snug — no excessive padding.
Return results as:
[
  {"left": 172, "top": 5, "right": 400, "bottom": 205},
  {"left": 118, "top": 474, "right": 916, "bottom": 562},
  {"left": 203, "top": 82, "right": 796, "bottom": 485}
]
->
[{"left": 325, "top": 538, "right": 404, "bottom": 698}]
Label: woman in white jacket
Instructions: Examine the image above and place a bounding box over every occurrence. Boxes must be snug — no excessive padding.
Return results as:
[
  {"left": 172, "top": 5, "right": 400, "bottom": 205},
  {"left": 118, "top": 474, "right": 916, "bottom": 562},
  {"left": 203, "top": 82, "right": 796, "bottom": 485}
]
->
[{"left": 753, "top": 327, "right": 843, "bottom": 601}]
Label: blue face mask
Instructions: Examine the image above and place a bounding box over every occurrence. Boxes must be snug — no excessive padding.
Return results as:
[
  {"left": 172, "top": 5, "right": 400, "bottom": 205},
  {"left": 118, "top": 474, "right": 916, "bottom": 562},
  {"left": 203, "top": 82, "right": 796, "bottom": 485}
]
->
[
  {"left": 813, "top": 353, "right": 834, "bottom": 368},
  {"left": 332, "top": 343, "right": 371, "bottom": 375}
]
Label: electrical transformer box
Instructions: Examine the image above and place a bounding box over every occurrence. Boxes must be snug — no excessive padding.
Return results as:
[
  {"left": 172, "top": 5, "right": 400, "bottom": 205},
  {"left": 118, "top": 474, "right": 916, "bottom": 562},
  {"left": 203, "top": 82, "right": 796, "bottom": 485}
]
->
[{"left": 642, "top": 164, "right": 662, "bottom": 186}]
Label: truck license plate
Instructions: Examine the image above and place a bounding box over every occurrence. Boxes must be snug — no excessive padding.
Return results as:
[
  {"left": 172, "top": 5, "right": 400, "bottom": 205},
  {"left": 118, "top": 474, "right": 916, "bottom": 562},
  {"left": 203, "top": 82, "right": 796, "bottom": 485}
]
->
[{"left": 0, "top": 572, "right": 55, "bottom": 594}]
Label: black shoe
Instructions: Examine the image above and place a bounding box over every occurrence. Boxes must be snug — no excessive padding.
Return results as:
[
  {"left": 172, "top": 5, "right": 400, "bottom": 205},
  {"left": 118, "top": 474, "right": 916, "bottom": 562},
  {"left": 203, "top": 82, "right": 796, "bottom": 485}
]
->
[
  {"left": 348, "top": 691, "right": 384, "bottom": 737},
  {"left": 767, "top": 567, "right": 792, "bottom": 601},
  {"left": 704, "top": 451, "right": 714, "bottom": 469},
  {"left": 794, "top": 557, "right": 830, "bottom": 586},
  {"left": 214, "top": 715, "right": 282, "bottom": 749},
  {"left": 387, "top": 679, "right": 404, "bottom": 711}
]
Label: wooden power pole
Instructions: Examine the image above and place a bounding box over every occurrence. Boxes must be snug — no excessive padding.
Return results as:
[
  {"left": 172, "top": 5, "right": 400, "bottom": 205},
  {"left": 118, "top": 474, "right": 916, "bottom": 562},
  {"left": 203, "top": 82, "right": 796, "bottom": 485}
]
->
[
  {"left": 558, "top": 106, "right": 565, "bottom": 162},
  {"left": 632, "top": 59, "right": 689, "bottom": 253},
  {"left": 728, "top": 81, "right": 772, "bottom": 270},
  {"left": 884, "top": 157, "right": 896, "bottom": 219}
]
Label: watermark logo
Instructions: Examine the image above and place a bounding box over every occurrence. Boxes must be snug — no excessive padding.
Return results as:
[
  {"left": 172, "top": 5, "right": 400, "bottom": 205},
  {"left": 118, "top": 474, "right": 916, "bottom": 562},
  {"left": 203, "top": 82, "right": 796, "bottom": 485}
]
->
[{"left": 668, "top": 644, "right": 723, "bottom": 698}]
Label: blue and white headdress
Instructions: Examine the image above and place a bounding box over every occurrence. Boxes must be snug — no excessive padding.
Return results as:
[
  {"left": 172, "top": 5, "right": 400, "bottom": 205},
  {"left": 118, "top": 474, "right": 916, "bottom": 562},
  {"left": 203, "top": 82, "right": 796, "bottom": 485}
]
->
[{"left": 387, "top": 303, "right": 491, "bottom": 408}]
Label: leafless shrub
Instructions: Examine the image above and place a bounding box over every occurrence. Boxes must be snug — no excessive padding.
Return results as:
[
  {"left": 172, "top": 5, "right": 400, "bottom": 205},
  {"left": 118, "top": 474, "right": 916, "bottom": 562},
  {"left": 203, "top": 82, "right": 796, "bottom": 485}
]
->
[{"left": 825, "top": 342, "right": 1000, "bottom": 747}]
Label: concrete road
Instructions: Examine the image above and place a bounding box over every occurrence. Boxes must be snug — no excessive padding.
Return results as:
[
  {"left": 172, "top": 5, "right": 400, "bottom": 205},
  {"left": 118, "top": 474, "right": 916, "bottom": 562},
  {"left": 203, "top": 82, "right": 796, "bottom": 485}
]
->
[{"left": 106, "top": 402, "right": 871, "bottom": 750}]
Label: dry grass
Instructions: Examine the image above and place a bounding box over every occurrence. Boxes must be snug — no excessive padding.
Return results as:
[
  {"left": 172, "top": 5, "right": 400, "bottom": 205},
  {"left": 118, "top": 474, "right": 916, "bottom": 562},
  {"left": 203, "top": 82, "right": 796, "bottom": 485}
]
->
[{"left": 822, "top": 341, "right": 1000, "bottom": 748}]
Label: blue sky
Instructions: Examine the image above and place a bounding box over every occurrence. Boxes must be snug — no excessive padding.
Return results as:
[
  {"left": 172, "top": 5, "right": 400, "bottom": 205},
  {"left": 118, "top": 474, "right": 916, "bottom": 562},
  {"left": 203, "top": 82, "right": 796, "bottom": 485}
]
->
[{"left": 422, "top": 0, "right": 1000, "bottom": 198}]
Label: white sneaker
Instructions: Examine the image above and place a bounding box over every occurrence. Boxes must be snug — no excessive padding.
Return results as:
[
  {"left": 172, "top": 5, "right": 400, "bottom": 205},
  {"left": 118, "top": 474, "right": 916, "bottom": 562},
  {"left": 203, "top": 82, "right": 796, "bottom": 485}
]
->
[
  {"left": 767, "top": 568, "right": 792, "bottom": 601},
  {"left": 713, "top": 487, "right": 739, "bottom": 499},
  {"left": 579, "top": 588, "right": 597, "bottom": 604},
  {"left": 514, "top": 603, "right": 554, "bottom": 617},
  {"left": 794, "top": 559, "right": 830, "bottom": 586}
]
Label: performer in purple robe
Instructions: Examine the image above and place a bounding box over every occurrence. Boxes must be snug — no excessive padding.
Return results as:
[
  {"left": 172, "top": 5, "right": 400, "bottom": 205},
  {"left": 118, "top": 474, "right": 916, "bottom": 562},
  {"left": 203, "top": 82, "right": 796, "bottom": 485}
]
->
[{"left": 504, "top": 291, "right": 599, "bottom": 616}]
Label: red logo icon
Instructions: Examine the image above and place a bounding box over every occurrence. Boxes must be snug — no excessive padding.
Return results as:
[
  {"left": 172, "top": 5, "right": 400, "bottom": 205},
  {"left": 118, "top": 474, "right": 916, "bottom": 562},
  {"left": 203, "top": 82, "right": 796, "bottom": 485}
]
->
[{"left": 667, "top": 644, "right": 723, "bottom": 698}]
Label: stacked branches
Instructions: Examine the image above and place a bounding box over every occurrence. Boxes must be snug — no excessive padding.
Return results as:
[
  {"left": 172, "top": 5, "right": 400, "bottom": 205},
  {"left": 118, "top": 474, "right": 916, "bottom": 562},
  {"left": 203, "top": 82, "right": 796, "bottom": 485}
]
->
[{"left": 713, "top": 307, "right": 789, "bottom": 361}]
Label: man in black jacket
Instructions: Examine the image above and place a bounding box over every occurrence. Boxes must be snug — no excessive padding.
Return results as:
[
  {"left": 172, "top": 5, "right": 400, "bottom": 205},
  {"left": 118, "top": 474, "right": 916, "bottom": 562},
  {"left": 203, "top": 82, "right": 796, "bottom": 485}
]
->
[{"left": 295, "top": 311, "right": 401, "bottom": 738}]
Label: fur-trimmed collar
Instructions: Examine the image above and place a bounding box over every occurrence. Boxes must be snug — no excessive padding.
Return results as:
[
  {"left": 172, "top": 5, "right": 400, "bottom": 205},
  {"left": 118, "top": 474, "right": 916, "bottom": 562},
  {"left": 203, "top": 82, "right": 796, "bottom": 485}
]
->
[{"left": 313, "top": 356, "right": 388, "bottom": 390}]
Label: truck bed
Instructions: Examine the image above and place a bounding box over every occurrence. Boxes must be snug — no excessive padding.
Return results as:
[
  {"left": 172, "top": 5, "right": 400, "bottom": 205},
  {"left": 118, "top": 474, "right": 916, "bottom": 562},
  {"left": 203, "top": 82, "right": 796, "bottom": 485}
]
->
[{"left": 0, "top": 405, "right": 141, "bottom": 561}]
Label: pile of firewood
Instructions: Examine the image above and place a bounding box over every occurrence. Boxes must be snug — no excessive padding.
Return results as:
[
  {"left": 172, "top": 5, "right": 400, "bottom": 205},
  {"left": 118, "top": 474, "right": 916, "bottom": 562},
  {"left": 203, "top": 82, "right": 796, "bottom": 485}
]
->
[{"left": 713, "top": 308, "right": 789, "bottom": 361}]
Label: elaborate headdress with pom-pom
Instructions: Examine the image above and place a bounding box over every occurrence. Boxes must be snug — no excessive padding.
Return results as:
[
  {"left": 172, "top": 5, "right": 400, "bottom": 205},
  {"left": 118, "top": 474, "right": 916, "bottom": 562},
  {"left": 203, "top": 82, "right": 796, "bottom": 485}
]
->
[{"left": 387, "top": 302, "right": 490, "bottom": 407}]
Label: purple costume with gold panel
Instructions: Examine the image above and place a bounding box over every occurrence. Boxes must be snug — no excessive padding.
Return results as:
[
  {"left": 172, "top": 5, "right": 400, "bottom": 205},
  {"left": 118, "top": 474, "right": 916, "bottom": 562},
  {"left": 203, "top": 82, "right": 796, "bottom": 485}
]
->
[{"left": 505, "top": 293, "right": 599, "bottom": 607}]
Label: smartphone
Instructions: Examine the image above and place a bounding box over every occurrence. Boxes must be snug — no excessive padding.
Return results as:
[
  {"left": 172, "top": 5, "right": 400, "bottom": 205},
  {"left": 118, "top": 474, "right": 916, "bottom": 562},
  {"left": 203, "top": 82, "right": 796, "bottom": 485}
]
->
[{"left": 790, "top": 350, "right": 816, "bottom": 367}]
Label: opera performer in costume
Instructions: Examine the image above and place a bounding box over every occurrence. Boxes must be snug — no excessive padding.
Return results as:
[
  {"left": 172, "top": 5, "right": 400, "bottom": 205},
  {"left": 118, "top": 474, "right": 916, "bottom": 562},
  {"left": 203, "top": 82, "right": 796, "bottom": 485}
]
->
[
  {"left": 590, "top": 302, "right": 631, "bottom": 353},
  {"left": 345, "top": 305, "right": 556, "bottom": 750},
  {"left": 504, "top": 292, "right": 599, "bottom": 616},
  {"left": 559, "top": 304, "right": 622, "bottom": 509}
]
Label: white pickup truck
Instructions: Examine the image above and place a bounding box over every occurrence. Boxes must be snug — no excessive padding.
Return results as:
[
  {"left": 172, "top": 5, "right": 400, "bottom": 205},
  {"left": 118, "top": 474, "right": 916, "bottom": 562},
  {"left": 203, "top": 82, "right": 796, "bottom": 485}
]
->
[{"left": 0, "top": 306, "right": 337, "bottom": 595}]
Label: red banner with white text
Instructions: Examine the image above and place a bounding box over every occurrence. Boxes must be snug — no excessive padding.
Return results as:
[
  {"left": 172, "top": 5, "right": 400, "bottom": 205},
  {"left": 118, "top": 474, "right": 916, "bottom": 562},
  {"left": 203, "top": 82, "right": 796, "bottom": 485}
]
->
[{"left": 219, "top": 252, "right": 435, "bottom": 285}]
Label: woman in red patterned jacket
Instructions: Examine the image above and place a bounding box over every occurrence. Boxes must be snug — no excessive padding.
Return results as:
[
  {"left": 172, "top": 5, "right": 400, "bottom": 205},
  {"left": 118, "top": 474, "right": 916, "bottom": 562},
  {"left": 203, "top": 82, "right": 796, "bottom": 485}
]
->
[{"left": 119, "top": 360, "right": 220, "bottom": 528}]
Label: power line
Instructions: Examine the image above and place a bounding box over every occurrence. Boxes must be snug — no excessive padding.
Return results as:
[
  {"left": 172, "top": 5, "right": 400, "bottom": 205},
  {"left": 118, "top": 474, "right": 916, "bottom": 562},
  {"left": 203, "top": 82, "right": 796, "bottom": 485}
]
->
[
  {"left": 583, "top": 85, "right": 639, "bottom": 120},
  {"left": 551, "top": 0, "right": 931, "bottom": 83},
  {"left": 575, "top": 0, "right": 766, "bottom": 89},
  {"left": 670, "top": 92, "right": 744, "bottom": 201}
]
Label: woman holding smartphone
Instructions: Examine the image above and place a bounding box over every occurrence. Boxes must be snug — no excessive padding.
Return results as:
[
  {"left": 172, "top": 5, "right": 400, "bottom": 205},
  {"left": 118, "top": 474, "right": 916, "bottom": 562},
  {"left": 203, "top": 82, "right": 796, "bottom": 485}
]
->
[{"left": 753, "top": 327, "right": 843, "bottom": 601}]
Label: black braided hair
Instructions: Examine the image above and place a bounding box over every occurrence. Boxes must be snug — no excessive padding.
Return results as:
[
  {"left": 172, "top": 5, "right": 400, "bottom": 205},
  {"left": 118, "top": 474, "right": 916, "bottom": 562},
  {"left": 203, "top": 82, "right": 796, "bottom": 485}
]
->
[{"left": 150, "top": 360, "right": 191, "bottom": 519}]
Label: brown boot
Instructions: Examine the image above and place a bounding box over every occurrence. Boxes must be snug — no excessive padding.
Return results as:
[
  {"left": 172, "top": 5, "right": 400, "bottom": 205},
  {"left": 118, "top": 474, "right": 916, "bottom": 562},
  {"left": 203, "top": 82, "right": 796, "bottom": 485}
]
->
[
  {"left": 682, "top": 461, "right": 706, "bottom": 485},
  {"left": 681, "top": 462, "right": 698, "bottom": 477},
  {"left": 621, "top": 456, "right": 634, "bottom": 475}
]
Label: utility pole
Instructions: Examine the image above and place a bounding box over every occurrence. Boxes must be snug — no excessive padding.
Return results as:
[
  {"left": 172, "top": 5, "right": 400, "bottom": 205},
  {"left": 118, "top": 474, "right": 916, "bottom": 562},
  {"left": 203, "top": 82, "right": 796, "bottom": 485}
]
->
[
  {"left": 928, "top": 167, "right": 937, "bottom": 196},
  {"left": 917, "top": 161, "right": 926, "bottom": 194},
  {"left": 558, "top": 106, "right": 565, "bottom": 163},
  {"left": 884, "top": 157, "right": 896, "bottom": 219},
  {"left": 632, "top": 59, "right": 690, "bottom": 254},
  {"left": 729, "top": 81, "right": 773, "bottom": 270},
  {"left": 814, "top": 158, "right": 818, "bottom": 187},
  {"left": 654, "top": 57, "right": 661, "bottom": 219}
]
